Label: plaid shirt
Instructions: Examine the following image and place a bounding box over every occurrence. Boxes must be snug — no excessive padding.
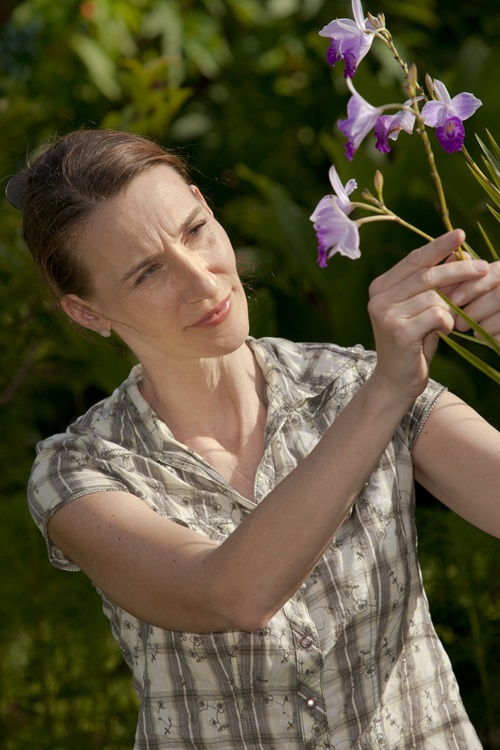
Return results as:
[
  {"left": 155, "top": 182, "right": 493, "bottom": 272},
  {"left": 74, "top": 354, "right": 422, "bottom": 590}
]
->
[{"left": 28, "top": 337, "right": 482, "bottom": 749}]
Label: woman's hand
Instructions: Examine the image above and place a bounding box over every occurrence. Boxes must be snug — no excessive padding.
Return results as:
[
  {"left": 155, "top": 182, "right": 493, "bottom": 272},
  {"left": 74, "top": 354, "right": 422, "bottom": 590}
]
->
[
  {"left": 367, "top": 230, "right": 489, "bottom": 401},
  {"left": 447, "top": 258, "right": 500, "bottom": 342}
]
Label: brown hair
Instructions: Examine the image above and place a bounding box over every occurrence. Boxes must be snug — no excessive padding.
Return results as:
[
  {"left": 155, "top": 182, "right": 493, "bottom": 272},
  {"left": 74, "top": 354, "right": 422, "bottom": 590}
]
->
[{"left": 21, "top": 129, "right": 190, "bottom": 300}]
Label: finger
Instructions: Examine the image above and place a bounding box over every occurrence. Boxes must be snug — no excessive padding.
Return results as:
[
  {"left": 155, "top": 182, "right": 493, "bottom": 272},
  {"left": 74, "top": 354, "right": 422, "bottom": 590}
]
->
[
  {"left": 370, "top": 258, "right": 489, "bottom": 312},
  {"left": 472, "top": 311, "right": 500, "bottom": 342},
  {"left": 370, "top": 230, "right": 466, "bottom": 296},
  {"left": 370, "top": 292, "right": 456, "bottom": 349},
  {"left": 456, "top": 288, "right": 500, "bottom": 333},
  {"left": 444, "top": 250, "right": 472, "bottom": 264},
  {"left": 440, "top": 251, "right": 473, "bottom": 298},
  {"left": 449, "top": 260, "right": 500, "bottom": 308}
]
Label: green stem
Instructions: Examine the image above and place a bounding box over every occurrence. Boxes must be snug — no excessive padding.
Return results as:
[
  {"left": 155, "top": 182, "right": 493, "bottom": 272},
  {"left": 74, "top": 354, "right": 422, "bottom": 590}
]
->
[
  {"left": 374, "top": 29, "right": 425, "bottom": 97},
  {"left": 350, "top": 199, "right": 434, "bottom": 241},
  {"left": 374, "top": 26, "right": 464, "bottom": 256},
  {"left": 415, "top": 114, "right": 454, "bottom": 231},
  {"left": 357, "top": 213, "right": 434, "bottom": 242}
]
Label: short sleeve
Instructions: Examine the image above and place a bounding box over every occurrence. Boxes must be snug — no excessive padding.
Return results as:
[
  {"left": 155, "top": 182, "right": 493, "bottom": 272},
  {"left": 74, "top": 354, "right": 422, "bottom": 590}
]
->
[
  {"left": 28, "top": 438, "right": 129, "bottom": 571},
  {"left": 401, "top": 378, "right": 447, "bottom": 452}
]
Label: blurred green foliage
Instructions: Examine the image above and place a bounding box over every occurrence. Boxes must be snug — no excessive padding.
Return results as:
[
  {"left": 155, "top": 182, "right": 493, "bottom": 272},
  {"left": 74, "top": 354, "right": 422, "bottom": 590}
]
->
[{"left": 1, "top": 0, "right": 499, "bottom": 747}]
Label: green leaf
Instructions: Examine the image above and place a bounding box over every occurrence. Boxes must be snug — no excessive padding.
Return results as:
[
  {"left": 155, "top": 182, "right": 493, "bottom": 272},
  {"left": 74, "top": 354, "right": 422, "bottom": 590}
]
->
[
  {"left": 439, "top": 333, "right": 500, "bottom": 386},
  {"left": 450, "top": 331, "right": 490, "bottom": 346},
  {"left": 486, "top": 129, "right": 500, "bottom": 162},
  {"left": 477, "top": 222, "right": 499, "bottom": 260},
  {"left": 466, "top": 162, "right": 500, "bottom": 208},
  {"left": 437, "top": 291, "right": 500, "bottom": 356},
  {"left": 483, "top": 158, "right": 500, "bottom": 191},
  {"left": 477, "top": 134, "right": 500, "bottom": 180},
  {"left": 462, "top": 240, "right": 481, "bottom": 260},
  {"left": 487, "top": 203, "right": 500, "bottom": 225}
]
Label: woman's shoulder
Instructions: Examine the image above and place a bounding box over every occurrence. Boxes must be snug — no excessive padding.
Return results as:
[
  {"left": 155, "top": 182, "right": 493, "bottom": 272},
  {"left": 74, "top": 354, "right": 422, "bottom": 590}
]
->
[{"left": 34, "top": 363, "right": 151, "bottom": 458}]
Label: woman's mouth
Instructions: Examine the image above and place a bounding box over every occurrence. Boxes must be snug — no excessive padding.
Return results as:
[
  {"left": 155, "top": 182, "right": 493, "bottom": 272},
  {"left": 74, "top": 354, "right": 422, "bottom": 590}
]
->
[{"left": 191, "top": 294, "right": 232, "bottom": 328}]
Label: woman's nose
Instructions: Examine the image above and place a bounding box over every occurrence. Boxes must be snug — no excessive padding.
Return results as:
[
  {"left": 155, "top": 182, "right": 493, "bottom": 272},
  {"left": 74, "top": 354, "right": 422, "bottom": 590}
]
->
[{"left": 179, "top": 256, "right": 218, "bottom": 302}]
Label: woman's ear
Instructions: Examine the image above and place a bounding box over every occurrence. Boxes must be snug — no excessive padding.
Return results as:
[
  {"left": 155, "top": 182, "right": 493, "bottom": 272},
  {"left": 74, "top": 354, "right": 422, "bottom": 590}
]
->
[
  {"left": 60, "top": 294, "right": 109, "bottom": 334},
  {"left": 190, "top": 184, "right": 214, "bottom": 217}
]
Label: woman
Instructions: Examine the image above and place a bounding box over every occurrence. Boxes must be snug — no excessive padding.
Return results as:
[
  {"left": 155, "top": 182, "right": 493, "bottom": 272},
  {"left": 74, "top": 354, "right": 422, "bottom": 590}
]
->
[{"left": 8, "top": 129, "right": 500, "bottom": 748}]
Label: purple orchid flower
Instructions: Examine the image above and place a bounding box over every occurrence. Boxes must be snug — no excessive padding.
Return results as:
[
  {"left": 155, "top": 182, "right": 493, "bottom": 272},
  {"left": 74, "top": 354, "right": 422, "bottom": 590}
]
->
[
  {"left": 319, "top": 0, "right": 375, "bottom": 78},
  {"left": 338, "top": 77, "right": 383, "bottom": 160},
  {"left": 310, "top": 166, "right": 360, "bottom": 267},
  {"left": 421, "top": 79, "right": 482, "bottom": 153},
  {"left": 374, "top": 102, "right": 417, "bottom": 153}
]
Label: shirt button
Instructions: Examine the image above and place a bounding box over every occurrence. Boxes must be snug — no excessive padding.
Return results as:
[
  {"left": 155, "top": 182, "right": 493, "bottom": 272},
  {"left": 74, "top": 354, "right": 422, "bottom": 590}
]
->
[
  {"left": 306, "top": 696, "right": 317, "bottom": 710},
  {"left": 300, "top": 634, "right": 314, "bottom": 649}
]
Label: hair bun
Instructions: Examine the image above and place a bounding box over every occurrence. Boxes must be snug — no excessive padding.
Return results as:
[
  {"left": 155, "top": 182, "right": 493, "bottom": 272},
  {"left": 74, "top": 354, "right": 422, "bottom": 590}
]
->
[{"left": 5, "top": 170, "right": 29, "bottom": 211}]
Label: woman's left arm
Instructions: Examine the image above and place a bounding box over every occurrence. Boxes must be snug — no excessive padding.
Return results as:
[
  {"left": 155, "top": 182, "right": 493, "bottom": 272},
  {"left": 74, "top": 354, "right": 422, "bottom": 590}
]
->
[
  {"left": 413, "top": 390, "right": 500, "bottom": 538},
  {"left": 414, "top": 258, "right": 500, "bottom": 537}
]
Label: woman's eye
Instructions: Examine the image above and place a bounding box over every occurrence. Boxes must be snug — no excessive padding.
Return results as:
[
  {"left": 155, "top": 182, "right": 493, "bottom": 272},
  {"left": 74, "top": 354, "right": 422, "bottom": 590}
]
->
[
  {"left": 136, "top": 263, "right": 160, "bottom": 285},
  {"left": 189, "top": 221, "right": 206, "bottom": 238}
]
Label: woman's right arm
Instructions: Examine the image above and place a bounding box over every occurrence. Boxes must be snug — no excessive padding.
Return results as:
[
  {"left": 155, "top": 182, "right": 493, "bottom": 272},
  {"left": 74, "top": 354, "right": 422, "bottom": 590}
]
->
[{"left": 48, "top": 230, "right": 490, "bottom": 633}]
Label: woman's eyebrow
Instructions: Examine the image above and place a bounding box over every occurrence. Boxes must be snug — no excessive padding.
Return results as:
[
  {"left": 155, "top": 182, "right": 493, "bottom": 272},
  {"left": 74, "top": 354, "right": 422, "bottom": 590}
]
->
[
  {"left": 120, "top": 252, "right": 165, "bottom": 285},
  {"left": 120, "top": 207, "right": 202, "bottom": 284}
]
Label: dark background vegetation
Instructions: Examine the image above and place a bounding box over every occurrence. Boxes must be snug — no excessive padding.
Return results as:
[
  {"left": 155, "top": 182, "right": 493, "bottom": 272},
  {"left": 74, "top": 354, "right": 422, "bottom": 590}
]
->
[{"left": 1, "top": 0, "right": 499, "bottom": 747}]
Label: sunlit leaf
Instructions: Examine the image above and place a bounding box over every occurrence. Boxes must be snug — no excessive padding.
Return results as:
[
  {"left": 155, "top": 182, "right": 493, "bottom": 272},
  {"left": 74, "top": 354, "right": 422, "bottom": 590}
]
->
[
  {"left": 477, "top": 222, "right": 499, "bottom": 260},
  {"left": 437, "top": 291, "right": 500, "bottom": 356},
  {"left": 439, "top": 333, "right": 500, "bottom": 385}
]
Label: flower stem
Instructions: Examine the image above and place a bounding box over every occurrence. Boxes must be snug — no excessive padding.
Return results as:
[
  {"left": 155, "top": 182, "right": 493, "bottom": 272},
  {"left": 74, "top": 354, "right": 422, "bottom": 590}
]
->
[
  {"left": 415, "top": 115, "right": 453, "bottom": 231},
  {"left": 374, "top": 26, "right": 464, "bottom": 258},
  {"left": 356, "top": 213, "right": 434, "bottom": 242},
  {"left": 375, "top": 29, "right": 425, "bottom": 97},
  {"left": 412, "top": 107, "right": 466, "bottom": 258}
]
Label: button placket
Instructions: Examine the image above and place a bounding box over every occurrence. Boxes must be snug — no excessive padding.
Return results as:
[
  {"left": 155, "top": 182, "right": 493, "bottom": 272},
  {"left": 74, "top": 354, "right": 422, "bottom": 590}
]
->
[{"left": 283, "top": 591, "right": 330, "bottom": 747}]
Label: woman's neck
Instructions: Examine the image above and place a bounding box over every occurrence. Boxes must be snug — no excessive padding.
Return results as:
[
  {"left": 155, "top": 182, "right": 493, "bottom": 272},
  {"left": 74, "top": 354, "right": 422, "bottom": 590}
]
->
[
  {"left": 139, "top": 343, "right": 268, "bottom": 498},
  {"left": 139, "top": 342, "right": 267, "bottom": 448}
]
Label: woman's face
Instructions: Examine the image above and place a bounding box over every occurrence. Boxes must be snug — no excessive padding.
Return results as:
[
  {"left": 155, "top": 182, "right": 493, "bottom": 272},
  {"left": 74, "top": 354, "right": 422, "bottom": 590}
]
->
[{"left": 67, "top": 165, "right": 249, "bottom": 366}]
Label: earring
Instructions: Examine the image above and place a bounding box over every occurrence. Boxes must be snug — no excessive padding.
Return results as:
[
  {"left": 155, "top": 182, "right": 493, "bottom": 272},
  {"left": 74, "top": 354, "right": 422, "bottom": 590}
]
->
[{"left": 99, "top": 328, "right": 111, "bottom": 338}]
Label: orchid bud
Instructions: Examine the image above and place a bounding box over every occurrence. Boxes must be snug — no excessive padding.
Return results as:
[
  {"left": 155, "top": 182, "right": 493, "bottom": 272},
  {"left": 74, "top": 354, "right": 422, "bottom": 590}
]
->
[
  {"left": 425, "top": 73, "right": 435, "bottom": 99},
  {"left": 405, "top": 62, "right": 418, "bottom": 97},
  {"left": 374, "top": 170, "right": 384, "bottom": 197}
]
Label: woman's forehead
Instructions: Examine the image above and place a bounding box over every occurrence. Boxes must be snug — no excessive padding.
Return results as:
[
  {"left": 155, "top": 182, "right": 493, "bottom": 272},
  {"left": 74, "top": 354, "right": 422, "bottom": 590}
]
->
[
  {"left": 75, "top": 166, "right": 205, "bottom": 271},
  {"left": 89, "top": 166, "right": 199, "bottom": 239}
]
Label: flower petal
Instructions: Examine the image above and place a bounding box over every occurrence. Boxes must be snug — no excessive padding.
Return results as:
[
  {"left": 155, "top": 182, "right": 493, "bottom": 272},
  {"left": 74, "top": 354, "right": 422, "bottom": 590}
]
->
[
  {"left": 318, "top": 18, "right": 358, "bottom": 37},
  {"left": 310, "top": 195, "right": 360, "bottom": 267},
  {"left": 351, "top": 0, "right": 365, "bottom": 29},
  {"left": 374, "top": 115, "right": 397, "bottom": 153},
  {"left": 449, "top": 92, "right": 482, "bottom": 121},
  {"left": 436, "top": 116, "right": 465, "bottom": 153},
  {"left": 309, "top": 194, "right": 333, "bottom": 222},
  {"left": 398, "top": 102, "right": 417, "bottom": 134},
  {"left": 328, "top": 165, "right": 357, "bottom": 212},
  {"left": 432, "top": 79, "right": 452, "bottom": 106},
  {"left": 421, "top": 99, "right": 447, "bottom": 127},
  {"left": 319, "top": 16, "right": 373, "bottom": 77},
  {"left": 338, "top": 78, "right": 382, "bottom": 158}
]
